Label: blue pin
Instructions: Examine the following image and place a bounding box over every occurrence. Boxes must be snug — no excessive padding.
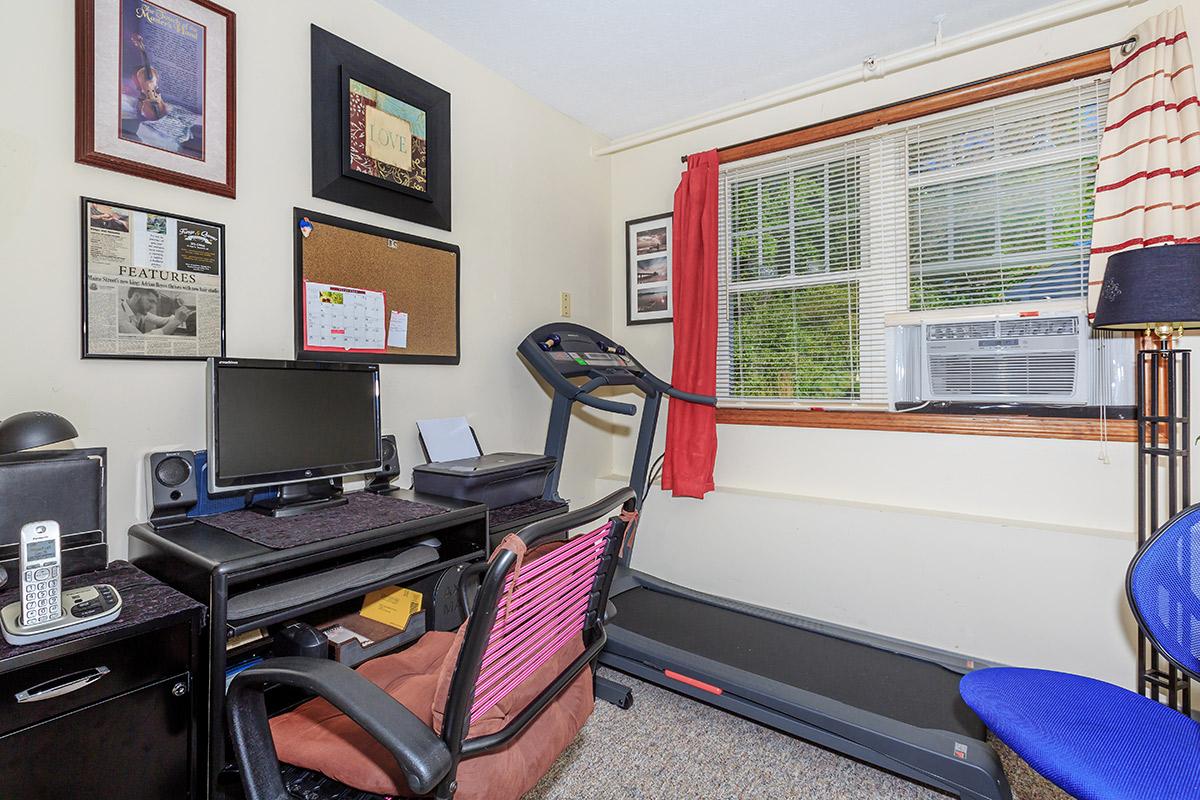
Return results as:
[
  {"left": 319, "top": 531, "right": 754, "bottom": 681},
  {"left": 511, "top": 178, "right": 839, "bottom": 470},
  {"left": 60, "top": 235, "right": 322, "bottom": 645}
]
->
[{"left": 299, "top": 217, "right": 313, "bottom": 238}]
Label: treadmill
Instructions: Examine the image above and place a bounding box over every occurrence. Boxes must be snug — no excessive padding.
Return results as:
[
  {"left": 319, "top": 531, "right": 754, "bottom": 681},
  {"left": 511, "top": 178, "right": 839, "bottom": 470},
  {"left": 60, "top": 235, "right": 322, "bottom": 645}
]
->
[{"left": 518, "top": 322, "right": 1011, "bottom": 800}]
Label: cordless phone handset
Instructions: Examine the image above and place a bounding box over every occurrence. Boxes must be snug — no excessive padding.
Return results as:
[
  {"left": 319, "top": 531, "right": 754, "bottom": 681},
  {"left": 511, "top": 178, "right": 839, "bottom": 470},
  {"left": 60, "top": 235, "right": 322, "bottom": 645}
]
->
[
  {"left": 19, "top": 521, "right": 62, "bottom": 626},
  {"left": 2, "top": 520, "right": 122, "bottom": 646}
]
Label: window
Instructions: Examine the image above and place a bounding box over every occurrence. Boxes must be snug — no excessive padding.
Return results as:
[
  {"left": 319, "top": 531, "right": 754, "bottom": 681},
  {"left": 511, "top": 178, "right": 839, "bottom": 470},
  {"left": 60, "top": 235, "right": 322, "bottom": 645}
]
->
[
  {"left": 723, "top": 144, "right": 867, "bottom": 402},
  {"left": 717, "top": 77, "right": 1109, "bottom": 408}
]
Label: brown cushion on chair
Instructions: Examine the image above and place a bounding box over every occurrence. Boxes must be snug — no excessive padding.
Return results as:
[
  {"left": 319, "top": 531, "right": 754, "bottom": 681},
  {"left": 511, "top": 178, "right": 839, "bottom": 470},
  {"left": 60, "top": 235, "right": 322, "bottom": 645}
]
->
[
  {"left": 269, "top": 624, "right": 594, "bottom": 800},
  {"left": 432, "top": 636, "right": 594, "bottom": 800},
  {"left": 423, "top": 538, "right": 594, "bottom": 800},
  {"left": 429, "top": 539, "right": 567, "bottom": 740},
  {"left": 269, "top": 630, "right": 456, "bottom": 795}
]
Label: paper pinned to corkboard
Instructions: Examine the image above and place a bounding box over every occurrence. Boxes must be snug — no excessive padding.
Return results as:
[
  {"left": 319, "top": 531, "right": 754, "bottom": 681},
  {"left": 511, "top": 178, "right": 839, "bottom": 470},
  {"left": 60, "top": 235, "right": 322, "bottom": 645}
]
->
[{"left": 294, "top": 208, "right": 460, "bottom": 364}]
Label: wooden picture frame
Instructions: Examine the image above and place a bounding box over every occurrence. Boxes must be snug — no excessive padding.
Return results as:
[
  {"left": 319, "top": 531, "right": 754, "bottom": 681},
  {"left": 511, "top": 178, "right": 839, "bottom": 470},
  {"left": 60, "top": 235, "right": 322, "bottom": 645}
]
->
[
  {"left": 75, "top": 0, "right": 237, "bottom": 198},
  {"left": 626, "top": 213, "right": 674, "bottom": 325},
  {"left": 81, "top": 197, "right": 227, "bottom": 361},
  {"left": 311, "top": 26, "right": 452, "bottom": 230},
  {"left": 293, "top": 208, "right": 461, "bottom": 365}
]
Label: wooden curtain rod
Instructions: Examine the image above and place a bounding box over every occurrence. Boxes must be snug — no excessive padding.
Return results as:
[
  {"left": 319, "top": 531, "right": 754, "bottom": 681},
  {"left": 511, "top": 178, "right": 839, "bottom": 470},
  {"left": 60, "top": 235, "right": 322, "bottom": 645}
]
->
[{"left": 680, "top": 38, "right": 1134, "bottom": 165}]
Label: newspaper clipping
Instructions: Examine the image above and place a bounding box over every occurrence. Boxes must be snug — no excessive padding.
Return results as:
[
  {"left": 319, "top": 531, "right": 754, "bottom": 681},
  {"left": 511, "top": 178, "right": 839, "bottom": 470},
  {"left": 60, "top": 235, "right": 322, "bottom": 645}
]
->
[{"left": 84, "top": 201, "right": 223, "bottom": 359}]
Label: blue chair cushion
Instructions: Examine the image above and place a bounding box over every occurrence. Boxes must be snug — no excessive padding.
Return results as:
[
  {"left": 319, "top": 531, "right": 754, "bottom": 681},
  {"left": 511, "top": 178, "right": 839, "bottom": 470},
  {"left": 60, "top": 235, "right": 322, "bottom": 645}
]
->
[{"left": 960, "top": 667, "right": 1200, "bottom": 800}]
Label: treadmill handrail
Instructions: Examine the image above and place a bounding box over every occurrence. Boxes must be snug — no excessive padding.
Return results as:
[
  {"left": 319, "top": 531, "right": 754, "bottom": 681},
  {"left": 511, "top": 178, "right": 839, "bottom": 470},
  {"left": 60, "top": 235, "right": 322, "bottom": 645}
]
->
[
  {"left": 578, "top": 393, "right": 637, "bottom": 415},
  {"left": 643, "top": 372, "right": 716, "bottom": 407},
  {"left": 519, "top": 338, "right": 637, "bottom": 416}
]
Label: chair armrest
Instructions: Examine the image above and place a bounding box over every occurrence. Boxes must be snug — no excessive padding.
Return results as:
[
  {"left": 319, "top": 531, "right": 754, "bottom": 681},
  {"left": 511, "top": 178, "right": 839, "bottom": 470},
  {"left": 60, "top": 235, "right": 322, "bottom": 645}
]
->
[{"left": 227, "top": 657, "right": 451, "bottom": 800}]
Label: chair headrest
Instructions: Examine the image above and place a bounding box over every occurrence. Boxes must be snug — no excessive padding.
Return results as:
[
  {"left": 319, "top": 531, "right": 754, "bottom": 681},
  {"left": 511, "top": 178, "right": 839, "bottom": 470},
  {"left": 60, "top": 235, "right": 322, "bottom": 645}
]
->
[{"left": 1128, "top": 505, "right": 1200, "bottom": 680}]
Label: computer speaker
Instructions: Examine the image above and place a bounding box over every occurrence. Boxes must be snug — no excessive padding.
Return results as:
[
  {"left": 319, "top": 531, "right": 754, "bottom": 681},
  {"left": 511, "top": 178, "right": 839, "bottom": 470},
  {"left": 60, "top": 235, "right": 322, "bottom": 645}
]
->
[
  {"left": 146, "top": 450, "right": 198, "bottom": 526},
  {"left": 366, "top": 434, "right": 400, "bottom": 492}
]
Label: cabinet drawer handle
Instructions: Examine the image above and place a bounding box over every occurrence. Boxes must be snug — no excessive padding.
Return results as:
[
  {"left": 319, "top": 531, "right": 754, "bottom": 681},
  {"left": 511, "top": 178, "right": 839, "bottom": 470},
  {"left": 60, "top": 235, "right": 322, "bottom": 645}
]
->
[{"left": 15, "top": 666, "right": 110, "bottom": 703}]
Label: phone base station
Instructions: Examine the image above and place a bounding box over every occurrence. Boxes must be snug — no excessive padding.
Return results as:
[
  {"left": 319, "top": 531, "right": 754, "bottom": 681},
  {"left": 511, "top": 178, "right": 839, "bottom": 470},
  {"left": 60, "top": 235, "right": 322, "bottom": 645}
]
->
[{"left": 1, "top": 584, "right": 122, "bottom": 646}]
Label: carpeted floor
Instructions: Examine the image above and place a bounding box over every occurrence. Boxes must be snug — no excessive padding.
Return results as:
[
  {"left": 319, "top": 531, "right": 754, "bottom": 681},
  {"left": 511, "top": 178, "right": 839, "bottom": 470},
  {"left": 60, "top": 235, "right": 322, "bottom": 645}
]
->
[{"left": 528, "top": 669, "right": 1071, "bottom": 800}]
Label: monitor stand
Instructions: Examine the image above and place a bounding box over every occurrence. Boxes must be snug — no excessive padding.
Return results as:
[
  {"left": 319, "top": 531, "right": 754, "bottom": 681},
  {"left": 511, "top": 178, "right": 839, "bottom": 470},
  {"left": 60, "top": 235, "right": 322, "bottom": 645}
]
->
[{"left": 250, "top": 479, "right": 348, "bottom": 518}]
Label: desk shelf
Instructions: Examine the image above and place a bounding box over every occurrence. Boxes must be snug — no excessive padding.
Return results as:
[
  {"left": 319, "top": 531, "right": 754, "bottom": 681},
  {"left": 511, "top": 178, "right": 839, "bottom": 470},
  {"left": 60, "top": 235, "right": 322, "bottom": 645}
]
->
[
  {"left": 128, "top": 488, "right": 487, "bottom": 800},
  {"left": 225, "top": 550, "right": 480, "bottom": 636}
]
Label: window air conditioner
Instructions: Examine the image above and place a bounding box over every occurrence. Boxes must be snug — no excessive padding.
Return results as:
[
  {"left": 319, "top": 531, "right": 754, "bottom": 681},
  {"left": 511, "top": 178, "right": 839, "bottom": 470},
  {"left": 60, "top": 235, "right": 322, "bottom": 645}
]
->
[{"left": 884, "top": 300, "right": 1134, "bottom": 409}]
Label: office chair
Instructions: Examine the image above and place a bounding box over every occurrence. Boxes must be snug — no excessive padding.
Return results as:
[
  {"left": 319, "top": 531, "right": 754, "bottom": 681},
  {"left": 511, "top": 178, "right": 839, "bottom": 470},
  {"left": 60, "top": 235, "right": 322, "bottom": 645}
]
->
[
  {"left": 226, "top": 486, "right": 636, "bottom": 800},
  {"left": 960, "top": 504, "right": 1200, "bottom": 800}
]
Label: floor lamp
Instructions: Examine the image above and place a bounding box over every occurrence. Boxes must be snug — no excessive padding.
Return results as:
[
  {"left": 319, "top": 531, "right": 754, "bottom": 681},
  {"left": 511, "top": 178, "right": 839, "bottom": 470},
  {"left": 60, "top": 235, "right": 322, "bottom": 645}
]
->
[{"left": 1092, "top": 244, "right": 1200, "bottom": 715}]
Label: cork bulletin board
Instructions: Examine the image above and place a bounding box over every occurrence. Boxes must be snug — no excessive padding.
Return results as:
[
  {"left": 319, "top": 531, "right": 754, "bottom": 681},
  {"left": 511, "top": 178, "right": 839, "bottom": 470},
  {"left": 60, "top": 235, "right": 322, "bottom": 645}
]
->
[{"left": 293, "top": 208, "right": 460, "bottom": 364}]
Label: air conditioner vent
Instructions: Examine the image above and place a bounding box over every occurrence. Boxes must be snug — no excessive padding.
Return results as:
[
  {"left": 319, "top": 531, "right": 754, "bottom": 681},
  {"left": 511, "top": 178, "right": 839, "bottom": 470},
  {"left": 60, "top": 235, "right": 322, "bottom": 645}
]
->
[
  {"left": 928, "top": 353, "right": 1079, "bottom": 396},
  {"left": 997, "top": 317, "right": 1079, "bottom": 338},
  {"left": 927, "top": 321, "right": 997, "bottom": 341}
]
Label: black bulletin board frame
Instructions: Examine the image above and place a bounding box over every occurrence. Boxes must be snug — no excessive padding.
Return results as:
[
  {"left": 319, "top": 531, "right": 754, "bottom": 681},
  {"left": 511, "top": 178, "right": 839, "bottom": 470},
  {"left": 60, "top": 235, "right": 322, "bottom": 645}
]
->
[{"left": 292, "top": 208, "right": 461, "bottom": 365}]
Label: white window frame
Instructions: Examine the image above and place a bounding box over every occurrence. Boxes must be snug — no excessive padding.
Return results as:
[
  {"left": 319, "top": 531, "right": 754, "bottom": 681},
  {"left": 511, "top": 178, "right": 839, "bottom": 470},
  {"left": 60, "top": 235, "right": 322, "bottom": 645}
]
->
[{"left": 717, "top": 75, "right": 1108, "bottom": 410}]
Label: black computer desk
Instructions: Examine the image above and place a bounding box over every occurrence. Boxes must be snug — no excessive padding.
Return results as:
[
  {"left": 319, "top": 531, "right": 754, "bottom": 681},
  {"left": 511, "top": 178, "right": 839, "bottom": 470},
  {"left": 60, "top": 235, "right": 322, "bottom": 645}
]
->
[{"left": 128, "top": 488, "right": 487, "bottom": 800}]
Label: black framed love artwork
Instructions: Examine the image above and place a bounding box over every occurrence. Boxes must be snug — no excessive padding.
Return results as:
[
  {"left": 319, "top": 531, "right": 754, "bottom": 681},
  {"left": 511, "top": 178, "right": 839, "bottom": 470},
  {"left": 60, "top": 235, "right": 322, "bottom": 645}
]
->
[{"left": 311, "top": 26, "right": 452, "bottom": 230}]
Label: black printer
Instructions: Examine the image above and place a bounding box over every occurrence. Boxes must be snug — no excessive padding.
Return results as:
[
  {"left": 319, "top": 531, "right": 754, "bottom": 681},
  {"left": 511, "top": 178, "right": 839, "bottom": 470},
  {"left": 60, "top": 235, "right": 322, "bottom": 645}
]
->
[{"left": 412, "top": 452, "right": 556, "bottom": 508}]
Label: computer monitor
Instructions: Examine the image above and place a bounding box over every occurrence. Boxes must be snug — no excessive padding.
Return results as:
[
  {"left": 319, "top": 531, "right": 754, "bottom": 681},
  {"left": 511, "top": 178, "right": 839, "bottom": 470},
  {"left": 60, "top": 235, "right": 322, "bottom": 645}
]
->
[{"left": 206, "top": 358, "right": 382, "bottom": 516}]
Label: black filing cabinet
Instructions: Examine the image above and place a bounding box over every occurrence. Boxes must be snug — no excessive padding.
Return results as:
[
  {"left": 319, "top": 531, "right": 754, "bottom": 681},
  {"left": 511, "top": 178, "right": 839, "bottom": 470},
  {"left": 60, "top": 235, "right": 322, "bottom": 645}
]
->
[{"left": 0, "top": 562, "right": 204, "bottom": 799}]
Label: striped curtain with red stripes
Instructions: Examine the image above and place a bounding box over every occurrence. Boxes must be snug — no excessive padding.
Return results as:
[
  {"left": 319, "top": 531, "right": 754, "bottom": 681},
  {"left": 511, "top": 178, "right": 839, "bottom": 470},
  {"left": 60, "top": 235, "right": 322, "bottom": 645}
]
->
[{"left": 1088, "top": 6, "right": 1200, "bottom": 312}]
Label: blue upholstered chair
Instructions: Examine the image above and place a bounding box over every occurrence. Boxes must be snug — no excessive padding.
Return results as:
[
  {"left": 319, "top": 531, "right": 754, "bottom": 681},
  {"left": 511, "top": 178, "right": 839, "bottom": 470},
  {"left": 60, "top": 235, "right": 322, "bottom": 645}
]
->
[{"left": 960, "top": 505, "right": 1200, "bottom": 800}]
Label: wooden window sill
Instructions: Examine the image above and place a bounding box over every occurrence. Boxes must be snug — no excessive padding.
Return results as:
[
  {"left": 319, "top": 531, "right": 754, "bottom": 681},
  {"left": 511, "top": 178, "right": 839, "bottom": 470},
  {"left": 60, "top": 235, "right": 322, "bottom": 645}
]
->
[{"left": 715, "top": 407, "right": 1137, "bottom": 442}]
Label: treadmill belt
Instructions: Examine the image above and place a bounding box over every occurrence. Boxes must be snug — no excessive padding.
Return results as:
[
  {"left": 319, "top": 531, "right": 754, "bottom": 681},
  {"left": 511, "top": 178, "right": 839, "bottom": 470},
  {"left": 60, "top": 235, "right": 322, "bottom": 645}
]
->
[{"left": 612, "top": 587, "right": 985, "bottom": 740}]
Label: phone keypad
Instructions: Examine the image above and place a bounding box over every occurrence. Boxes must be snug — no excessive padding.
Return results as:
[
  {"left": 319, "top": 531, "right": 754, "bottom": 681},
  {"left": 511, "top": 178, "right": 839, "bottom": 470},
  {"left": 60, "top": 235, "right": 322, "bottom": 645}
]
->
[{"left": 22, "top": 565, "right": 61, "bottom": 625}]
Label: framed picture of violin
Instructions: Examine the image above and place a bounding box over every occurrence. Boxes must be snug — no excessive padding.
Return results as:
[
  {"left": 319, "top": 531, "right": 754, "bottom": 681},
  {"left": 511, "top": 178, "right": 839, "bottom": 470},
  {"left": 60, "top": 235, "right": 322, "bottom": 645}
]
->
[
  {"left": 76, "top": 0, "right": 237, "bottom": 198},
  {"left": 311, "top": 26, "right": 452, "bottom": 231}
]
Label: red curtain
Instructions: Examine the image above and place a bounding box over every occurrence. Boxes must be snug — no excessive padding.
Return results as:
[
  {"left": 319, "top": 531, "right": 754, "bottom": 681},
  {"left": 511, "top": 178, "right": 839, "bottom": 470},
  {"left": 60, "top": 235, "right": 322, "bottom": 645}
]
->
[{"left": 662, "top": 150, "right": 719, "bottom": 499}]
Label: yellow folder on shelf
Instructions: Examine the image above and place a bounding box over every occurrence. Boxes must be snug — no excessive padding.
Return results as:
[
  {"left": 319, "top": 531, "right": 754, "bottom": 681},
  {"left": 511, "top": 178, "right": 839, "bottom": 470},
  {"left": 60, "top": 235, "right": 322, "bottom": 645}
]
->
[{"left": 360, "top": 586, "right": 423, "bottom": 630}]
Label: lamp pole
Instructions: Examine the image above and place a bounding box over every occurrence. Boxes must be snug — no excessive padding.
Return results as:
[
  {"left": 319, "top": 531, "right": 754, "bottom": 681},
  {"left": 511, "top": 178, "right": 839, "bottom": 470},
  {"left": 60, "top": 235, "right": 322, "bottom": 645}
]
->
[
  {"left": 1092, "top": 244, "right": 1200, "bottom": 714},
  {"left": 1135, "top": 325, "right": 1190, "bottom": 714}
]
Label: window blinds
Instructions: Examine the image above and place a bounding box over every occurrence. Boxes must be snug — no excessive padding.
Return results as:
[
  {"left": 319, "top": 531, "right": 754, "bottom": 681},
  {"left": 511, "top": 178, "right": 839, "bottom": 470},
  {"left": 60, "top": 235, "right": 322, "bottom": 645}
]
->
[{"left": 717, "top": 76, "right": 1109, "bottom": 408}]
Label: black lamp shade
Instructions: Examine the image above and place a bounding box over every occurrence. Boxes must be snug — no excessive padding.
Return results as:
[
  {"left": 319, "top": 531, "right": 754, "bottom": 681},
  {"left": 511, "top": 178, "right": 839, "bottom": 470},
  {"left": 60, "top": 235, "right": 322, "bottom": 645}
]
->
[
  {"left": 1093, "top": 244, "right": 1200, "bottom": 330},
  {"left": 0, "top": 412, "right": 79, "bottom": 455}
]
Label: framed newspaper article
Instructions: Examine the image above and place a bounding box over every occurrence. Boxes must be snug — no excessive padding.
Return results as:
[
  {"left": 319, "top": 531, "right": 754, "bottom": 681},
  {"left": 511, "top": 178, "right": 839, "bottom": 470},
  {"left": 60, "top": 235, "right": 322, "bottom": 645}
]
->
[
  {"left": 81, "top": 197, "right": 226, "bottom": 360},
  {"left": 76, "top": 0, "right": 237, "bottom": 197}
]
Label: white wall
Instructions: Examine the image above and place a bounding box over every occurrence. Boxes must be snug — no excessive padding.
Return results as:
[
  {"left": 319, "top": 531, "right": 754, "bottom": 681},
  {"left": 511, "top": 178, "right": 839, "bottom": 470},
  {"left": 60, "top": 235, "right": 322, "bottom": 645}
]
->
[
  {"left": 0, "top": 0, "right": 613, "bottom": 557},
  {"left": 598, "top": 475, "right": 1141, "bottom": 679},
  {"left": 606, "top": 0, "right": 1200, "bottom": 687},
  {"left": 1, "top": 0, "right": 1190, "bottom": 690}
]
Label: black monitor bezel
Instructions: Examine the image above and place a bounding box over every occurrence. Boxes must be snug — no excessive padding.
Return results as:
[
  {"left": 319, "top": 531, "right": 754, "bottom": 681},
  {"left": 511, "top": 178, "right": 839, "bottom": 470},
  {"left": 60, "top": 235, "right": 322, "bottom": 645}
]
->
[{"left": 207, "top": 358, "right": 382, "bottom": 492}]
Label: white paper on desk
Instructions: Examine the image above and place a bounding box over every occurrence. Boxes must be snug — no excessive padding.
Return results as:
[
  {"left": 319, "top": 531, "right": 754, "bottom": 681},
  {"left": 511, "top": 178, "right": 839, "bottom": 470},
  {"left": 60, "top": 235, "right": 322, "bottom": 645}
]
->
[
  {"left": 387, "top": 310, "right": 409, "bottom": 349},
  {"left": 417, "top": 416, "right": 482, "bottom": 462}
]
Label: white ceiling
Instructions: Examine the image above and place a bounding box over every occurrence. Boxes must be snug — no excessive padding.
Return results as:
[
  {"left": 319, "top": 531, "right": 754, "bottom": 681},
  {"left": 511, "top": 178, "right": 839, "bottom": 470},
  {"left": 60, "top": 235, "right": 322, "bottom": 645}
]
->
[{"left": 378, "top": 0, "right": 1072, "bottom": 140}]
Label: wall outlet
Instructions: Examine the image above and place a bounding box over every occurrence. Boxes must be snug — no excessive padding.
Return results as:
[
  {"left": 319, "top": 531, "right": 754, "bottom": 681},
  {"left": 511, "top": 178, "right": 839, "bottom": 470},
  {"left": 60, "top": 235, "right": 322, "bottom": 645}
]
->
[{"left": 560, "top": 291, "right": 572, "bottom": 318}]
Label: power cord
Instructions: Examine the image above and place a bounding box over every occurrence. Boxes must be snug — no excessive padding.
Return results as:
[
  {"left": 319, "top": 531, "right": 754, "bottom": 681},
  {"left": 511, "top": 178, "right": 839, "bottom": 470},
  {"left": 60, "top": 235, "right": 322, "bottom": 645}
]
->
[{"left": 644, "top": 453, "right": 666, "bottom": 497}]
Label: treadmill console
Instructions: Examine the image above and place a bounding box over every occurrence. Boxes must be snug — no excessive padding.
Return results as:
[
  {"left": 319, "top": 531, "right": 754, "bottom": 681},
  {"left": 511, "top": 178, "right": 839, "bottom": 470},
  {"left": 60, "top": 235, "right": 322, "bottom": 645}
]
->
[
  {"left": 524, "top": 324, "right": 647, "bottom": 382},
  {"left": 516, "top": 321, "right": 716, "bottom": 513}
]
